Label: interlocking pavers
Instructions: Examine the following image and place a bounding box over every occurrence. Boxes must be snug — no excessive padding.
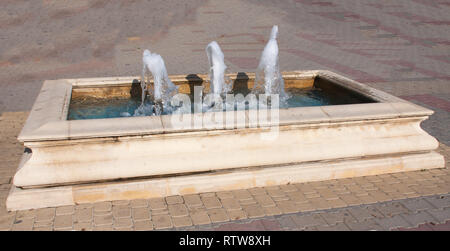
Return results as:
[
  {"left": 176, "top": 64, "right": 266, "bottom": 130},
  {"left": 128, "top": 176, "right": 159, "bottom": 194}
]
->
[
  {"left": 202, "top": 196, "right": 222, "bottom": 209},
  {"left": 112, "top": 205, "right": 131, "bottom": 219},
  {"left": 207, "top": 208, "right": 229, "bottom": 223},
  {"left": 172, "top": 216, "right": 193, "bottom": 228},
  {"left": 152, "top": 214, "right": 173, "bottom": 230},
  {"left": 401, "top": 211, "right": 436, "bottom": 227},
  {"left": 132, "top": 207, "right": 151, "bottom": 221},
  {"left": 375, "top": 202, "right": 410, "bottom": 217},
  {"left": 134, "top": 220, "right": 153, "bottom": 231},
  {"left": 425, "top": 194, "right": 450, "bottom": 209},
  {"left": 400, "top": 198, "right": 435, "bottom": 212},
  {"left": 227, "top": 209, "right": 247, "bottom": 221},
  {"left": 292, "top": 213, "right": 327, "bottom": 229},
  {"left": 148, "top": 198, "right": 167, "bottom": 210},
  {"left": 55, "top": 205, "right": 74, "bottom": 216},
  {"left": 375, "top": 215, "right": 412, "bottom": 230},
  {"left": 165, "top": 195, "right": 183, "bottom": 205},
  {"left": 345, "top": 219, "right": 384, "bottom": 231},
  {"left": 54, "top": 215, "right": 73, "bottom": 230},
  {"left": 427, "top": 208, "right": 450, "bottom": 223},
  {"left": 168, "top": 204, "right": 189, "bottom": 217}
]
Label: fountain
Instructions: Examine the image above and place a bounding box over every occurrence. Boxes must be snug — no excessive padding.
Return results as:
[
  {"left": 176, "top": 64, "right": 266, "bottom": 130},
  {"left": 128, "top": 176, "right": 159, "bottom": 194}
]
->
[
  {"left": 6, "top": 27, "right": 444, "bottom": 211},
  {"left": 138, "top": 49, "right": 179, "bottom": 116},
  {"left": 252, "top": 25, "right": 287, "bottom": 102}
]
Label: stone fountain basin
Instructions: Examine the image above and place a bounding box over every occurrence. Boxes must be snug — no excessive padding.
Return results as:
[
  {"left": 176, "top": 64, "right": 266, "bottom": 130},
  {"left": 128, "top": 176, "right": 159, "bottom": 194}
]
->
[{"left": 7, "top": 70, "right": 444, "bottom": 210}]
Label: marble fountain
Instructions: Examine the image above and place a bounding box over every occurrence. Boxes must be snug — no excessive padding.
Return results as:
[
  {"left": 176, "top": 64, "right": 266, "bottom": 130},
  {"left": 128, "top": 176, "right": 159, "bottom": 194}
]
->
[{"left": 7, "top": 26, "right": 444, "bottom": 210}]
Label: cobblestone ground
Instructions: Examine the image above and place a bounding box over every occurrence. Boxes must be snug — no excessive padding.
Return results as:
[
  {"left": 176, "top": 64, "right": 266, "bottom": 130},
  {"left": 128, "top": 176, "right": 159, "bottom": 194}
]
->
[{"left": 0, "top": 0, "right": 449, "bottom": 230}]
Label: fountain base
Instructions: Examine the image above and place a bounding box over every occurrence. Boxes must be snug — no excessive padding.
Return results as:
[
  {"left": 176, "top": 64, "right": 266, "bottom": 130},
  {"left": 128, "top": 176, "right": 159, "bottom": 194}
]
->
[{"left": 7, "top": 70, "right": 445, "bottom": 210}]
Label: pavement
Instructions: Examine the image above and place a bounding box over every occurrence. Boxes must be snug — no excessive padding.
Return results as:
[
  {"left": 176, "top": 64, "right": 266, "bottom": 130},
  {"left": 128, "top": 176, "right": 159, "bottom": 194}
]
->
[{"left": 0, "top": 0, "right": 449, "bottom": 231}]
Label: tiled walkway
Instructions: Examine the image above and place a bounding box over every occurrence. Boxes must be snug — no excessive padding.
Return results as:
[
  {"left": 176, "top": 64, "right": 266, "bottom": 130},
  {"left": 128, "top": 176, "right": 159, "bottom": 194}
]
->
[{"left": 0, "top": 0, "right": 449, "bottom": 230}]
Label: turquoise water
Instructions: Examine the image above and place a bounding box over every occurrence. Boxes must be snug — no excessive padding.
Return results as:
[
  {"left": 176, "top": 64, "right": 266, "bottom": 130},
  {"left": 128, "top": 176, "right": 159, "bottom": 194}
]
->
[{"left": 68, "top": 88, "right": 370, "bottom": 120}]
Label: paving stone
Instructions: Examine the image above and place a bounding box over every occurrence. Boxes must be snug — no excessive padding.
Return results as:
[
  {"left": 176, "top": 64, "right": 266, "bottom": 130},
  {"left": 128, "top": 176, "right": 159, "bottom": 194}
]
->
[
  {"left": 183, "top": 194, "right": 203, "bottom": 208},
  {"left": 112, "top": 205, "right": 131, "bottom": 218},
  {"left": 375, "top": 202, "right": 410, "bottom": 217},
  {"left": 168, "top": 204, "right": 188, "bottom": 217},
  {"left": 280, "top": 184, "right": 298, "bottom": 193},
  {"left": 152, "top": 214, "right": 173, "bottom": 229},
  {"left": 232, "top": 189, "right": 253, "bottom": 201},
  {"left": 55, "top": 206, "right": 74, "bottom": 216},
  {"left": 94, "top": 214, "right": 113, "bottom": 226},
  {"left": 220, "top": 197, "right": 241, "bottom": 210},
  {"left": 316, "top": 223, "right": 350, "bottom": 231},
  {"left": 267, "top": 188, "right": 286, "bottom": 198},
  {"left": 114, "top": 217, "right": 133, "bottom": 229},
  {"left": 369, "top": 191, "right": 392, "bottom": 202},
  {"left": 227, "top": 209, "right": 247, "bottom": 221},
  {"left": 286, "top": 191, "right": 308, "bottom": 204},
  {"left": 261, "top": 206, "right": 280, "bottom": 216},
  {"left": 308, "top": 197, "right": 332, "bottom": 210},
  {"left": 132, "top": 207, "right": 151, "bottom": 221},
  {"left": 54, "top": 215, "right": 73, "bottom": 230},
  {"left": 425, "top": 194, "right": 450, "bottom": 209},
  {"left": 93, "top": 225, "right": 113, "bottom": 231},
  {"left": 189, "top": 208, "right": 211, "bottom": 225},
  {"left": 401, "top": 211, "right": 436, "bottom": 227},
  {"left": 276, "top": 201, "right": 299, "bottom": 214},
  {"left": 74, "top": 222, "right": 92, "bottom": 231},
  {"left": 254, "top": 194, "right": 275, "bottom": 207},
  {"left": 318, "top": 189, "right": 339, "bottom": 200},
  {"left": 375, "top": 215, "right": 412, "bottom": 230},
  {"left": 260, "top": 218, "right": 282, "bottom": 230},
  {"left": 277, "top": 215, "right": 299, "bottom": 230},
  {"left": 0, "top": 215, "right": 14, "bottom": 230},
  {"left": 134, "top": 220, "right": 154, "bottom": 231},
  {"left": 34, "top": 226, "right": 53, "bottom": 231},
  {"left": 239, "top": 198, "right": 257, "bottom": 205},
  {"left": 75, "top": 208, "right": 93, "bottom": 222},
  {"left": 151, "top": 209, "right": 169, "bottom": 215},
  {"left": 327, "top": 198, "right": 348, "bottom": 209},
  {"left": 320, "top": 210, "right": 356, "bottom": 225},
  {"left": 15, "top": 209, "right": 36, "bottom": 220},
  {"left": 148, "top": 198, "right": 167, "bottom": 210},
  {"left": 296, "top": 202, "right": 316, "bottom": 213},
  {"left": 347, "top": 206, "right": 375, "bottom": 222},
  {"left": 292, "top": 213, "right": 327, "bottom": 229},
  {"left": 173, "top": 216, "right": 193, "bottom": 228},
  {"left": 130, "top": 199, "right": 148, "bottom": 208},
  {"left": 202, "top": 196, "right": 222, "bottom": 209},
  {"left": 427, "top": 209, "right": 450, "bottom": 223},
  {"left": 305, "top": 192, "right": 320, "bottom": 199},
  {"left": 356, "top": 194, "right": 378, "bottom": 205},
  {"left": 248, "top": 187, "right": 267, "bottom": 195},
  {"left": 242, "top": 204, "right": 265, "bottom": 219},
  {"left": 12, "top": 218, "right": 34, "bottom": 231},
  {"left": 216, "top": 191, "right": 234, "bottom": 199},
  {"left": 345, "top": 219, "right": 384, "bottom": 231},
  {"left": 401, "top": 198, "right": 435, "bottom": 212},
  {"left": 36, "top": 208, "right": 55, "bottom": 222},
  {"left": 94, "top": 201, "right": 112, "bottom": 214},
  {"left": 208, "top": 208, "right": 229, "bottom": 223},
  {"left": 166, "top": 195, "right": 183, "bottom": 205}
]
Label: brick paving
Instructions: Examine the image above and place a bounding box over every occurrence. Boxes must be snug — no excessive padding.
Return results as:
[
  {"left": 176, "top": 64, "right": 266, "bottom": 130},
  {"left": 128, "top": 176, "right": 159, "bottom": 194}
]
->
[{"left": 0, "top": 0, "right": 449, "bottom": 230}]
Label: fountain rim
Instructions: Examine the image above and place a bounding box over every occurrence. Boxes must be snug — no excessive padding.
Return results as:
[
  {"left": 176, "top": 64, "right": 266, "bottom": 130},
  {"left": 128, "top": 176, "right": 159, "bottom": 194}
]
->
[{"left": 18, "top": 70, "right": 433, "bottom": 142}]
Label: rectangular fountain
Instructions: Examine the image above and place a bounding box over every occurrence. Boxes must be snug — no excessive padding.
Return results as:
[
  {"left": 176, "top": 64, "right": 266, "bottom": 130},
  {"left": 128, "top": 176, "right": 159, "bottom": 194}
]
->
[{"left": 7, "top": 70, "right": 445, "bottom": 210}]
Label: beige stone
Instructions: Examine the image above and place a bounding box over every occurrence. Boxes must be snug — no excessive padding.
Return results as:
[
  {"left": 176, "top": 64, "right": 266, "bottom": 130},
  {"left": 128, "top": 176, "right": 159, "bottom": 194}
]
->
[
  {"left": 227, "top": 209, "right": 247, "bottom": 220},
  {"left": 208, "top": 208, "right": 229, "bottom": 223},
  {"left": 168, "top": 204, "right": 188, "bottom": 217},
  {"left": 189, "top": 208, "right": 211, "bottom": 225},
  {"left": 173, "top": 216, "right": 193, "bottom": 228},
  {"left": 242, "top": 204, "right": 265, "bottom": 218},
  {"left": 152, "top": 214, "right": 173, "bottom": 229}
]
